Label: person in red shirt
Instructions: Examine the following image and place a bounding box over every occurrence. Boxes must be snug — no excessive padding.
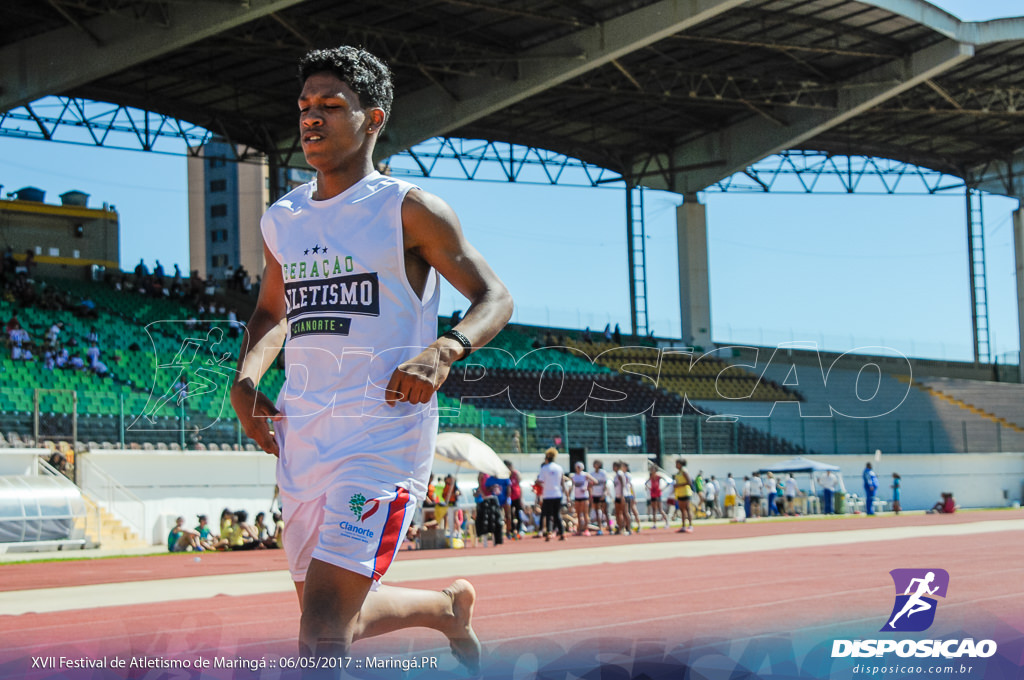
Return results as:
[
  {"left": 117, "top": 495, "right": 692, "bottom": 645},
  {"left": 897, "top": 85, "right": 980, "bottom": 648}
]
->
[{"left": 506, "top": 461, "right": 523, "bottom": 538}]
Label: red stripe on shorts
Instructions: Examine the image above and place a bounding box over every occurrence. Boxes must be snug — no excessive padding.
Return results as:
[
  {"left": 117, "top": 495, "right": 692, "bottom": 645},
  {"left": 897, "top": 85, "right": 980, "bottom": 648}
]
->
[{"left": 371, "top": 486, "right": 410, "bottom": 581}]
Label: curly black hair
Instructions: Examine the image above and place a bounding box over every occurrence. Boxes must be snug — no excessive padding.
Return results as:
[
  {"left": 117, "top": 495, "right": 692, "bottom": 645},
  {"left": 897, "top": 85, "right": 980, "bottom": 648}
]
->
[{"left": 298, "top": 46, "right": 394, "bottom": 125}]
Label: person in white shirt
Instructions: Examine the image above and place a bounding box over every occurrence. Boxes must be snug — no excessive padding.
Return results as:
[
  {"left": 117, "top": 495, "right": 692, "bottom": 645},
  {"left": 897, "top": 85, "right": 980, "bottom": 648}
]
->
[
  {"left": 784, "top": 474, "right": 800, "bottom": 515},
  {"left": 723, "top": 473, "right": 738, "bottom": 518},
  {"left": 537, "top": 448, "right": 567, "bottom": 541},
  {"left": 704, "top": 475, "right": 719, "bottom": 518},
  {"left": 569, "top": 461, "right": 596, "bottom": 536},
  {"left": 590, "top": 459, "right": 611, "bottom": 535},
  {"left": 749, "top": 472, "right": 764, "bottom": 518},
  {"left": 818, "top": 470, "right": 838, "bottom": 514}
]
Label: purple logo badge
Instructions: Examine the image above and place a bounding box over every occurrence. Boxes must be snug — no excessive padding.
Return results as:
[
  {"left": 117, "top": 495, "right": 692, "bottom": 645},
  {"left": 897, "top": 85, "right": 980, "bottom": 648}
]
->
[{"left": 882, "top": 568, "right": 949, "bottom": 632}]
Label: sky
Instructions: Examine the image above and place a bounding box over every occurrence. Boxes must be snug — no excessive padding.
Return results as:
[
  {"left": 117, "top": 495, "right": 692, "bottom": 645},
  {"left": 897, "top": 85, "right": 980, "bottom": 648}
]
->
[{"left": 0, "top": 0, "right": 1020, "bottom": 364}]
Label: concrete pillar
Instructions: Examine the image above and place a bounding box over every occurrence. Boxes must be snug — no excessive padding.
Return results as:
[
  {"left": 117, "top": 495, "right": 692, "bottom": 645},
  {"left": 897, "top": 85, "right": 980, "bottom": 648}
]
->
[
  {"left": 1014, "top": 208, "right": 1024, "bottom": 382},
  {"left": 677, "top": 194, "right": 712, "bottom": 349}
]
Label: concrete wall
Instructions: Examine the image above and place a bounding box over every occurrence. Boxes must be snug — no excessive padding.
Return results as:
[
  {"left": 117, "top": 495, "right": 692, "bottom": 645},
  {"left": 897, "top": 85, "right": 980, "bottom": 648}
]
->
[
  {"left": 79, "top": 448, "right": 277, "bottom": 545},
  {"left": 78, "top": 448, "right": 1024, "bottom": 544}
]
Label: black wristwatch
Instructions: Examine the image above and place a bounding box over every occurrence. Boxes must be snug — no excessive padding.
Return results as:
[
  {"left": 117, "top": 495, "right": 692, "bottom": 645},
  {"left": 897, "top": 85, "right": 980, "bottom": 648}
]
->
[{"left": 441, "top": 329, "right": 473, "bottom": 359}]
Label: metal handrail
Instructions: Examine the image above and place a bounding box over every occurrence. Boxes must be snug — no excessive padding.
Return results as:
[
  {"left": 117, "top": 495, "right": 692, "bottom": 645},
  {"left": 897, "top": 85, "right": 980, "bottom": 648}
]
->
[{"left": 77, "top": 457, "right": 148, "bottom": 542}]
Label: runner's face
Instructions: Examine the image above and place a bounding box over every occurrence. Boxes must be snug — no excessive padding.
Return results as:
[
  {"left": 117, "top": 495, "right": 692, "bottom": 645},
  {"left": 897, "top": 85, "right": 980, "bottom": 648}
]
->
[{"left": 298, "top": 73, "right": 379, "bottom": 172}]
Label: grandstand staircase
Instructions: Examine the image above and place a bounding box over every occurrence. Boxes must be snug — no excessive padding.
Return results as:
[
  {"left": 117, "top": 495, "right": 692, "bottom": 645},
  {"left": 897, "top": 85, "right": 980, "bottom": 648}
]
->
[
  {"left": 77, "top": 495, "right": 148, "bottom": 550},
  {"left": 899, "top": 376, "right": 1024, "bottom": 433}
]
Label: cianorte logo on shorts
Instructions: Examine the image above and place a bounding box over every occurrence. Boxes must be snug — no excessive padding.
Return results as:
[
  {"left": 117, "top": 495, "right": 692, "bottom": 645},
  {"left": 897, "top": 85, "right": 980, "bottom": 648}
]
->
[{"left": 339, "top": 494, "right": 380, "bottom": 543}]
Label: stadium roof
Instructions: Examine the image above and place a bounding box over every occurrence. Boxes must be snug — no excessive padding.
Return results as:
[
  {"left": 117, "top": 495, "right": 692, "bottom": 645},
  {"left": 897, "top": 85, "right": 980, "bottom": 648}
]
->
[{"left": 4, "top": 0, "right": 1024, "bottom": 197}]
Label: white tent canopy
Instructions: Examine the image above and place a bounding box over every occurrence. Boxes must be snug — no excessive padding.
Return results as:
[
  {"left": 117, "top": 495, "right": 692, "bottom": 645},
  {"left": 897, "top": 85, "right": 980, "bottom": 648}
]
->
[
  {"left": 756, "top": 457, "right": 846, "bottom": 497},
  {"left": 756, "top": 457, "right": 840, "bottom": 475},
  {"left": 433, "top": 432, "right": 510, "bottom": 479}
]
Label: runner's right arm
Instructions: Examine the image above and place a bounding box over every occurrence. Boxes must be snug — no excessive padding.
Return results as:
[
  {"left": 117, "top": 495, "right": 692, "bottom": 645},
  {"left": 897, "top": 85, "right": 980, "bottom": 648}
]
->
[{"left": 230, "top": 242, "right": 287, "bottom": 455}]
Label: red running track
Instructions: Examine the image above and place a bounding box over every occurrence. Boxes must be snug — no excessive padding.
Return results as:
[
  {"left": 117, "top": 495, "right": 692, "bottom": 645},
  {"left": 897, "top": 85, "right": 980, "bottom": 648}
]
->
[{"left": 1, "top": 511, "right": 1022, "bottom": 678}]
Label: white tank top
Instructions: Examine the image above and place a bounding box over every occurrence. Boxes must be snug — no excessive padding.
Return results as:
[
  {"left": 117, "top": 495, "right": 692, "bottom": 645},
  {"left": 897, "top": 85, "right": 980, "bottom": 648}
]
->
[
  {"left": 261, "top": 172, "right": 440, "bottom": 500},
  {"left": 572, "top": 472, "right": 590, "bottom": 500}
]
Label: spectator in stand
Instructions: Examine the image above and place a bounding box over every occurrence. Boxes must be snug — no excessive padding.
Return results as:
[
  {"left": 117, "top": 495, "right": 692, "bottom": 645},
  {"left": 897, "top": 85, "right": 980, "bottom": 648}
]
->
[
  {"left": 86, "top": 342, "right": 101, "bottom": 367},
  {"left": 168, "top": 516, "right": 202, "bottom": 552},
  {"left": 45, "top": 322, "right": 62, "bottom": 348},
  {"left": 134, "top": 258, "right": 149, "bottom": 279},
  {"left": 5, "top": 311, "right": 22, "bottom": 339},
  {"left": 77, "top": 297, "right": 98, "bottom": 319},
  {"left": 227, "top": 308, "right": 241, "bottom": 338},
  {"left": 21, "top": 250, "right": 37, "bottom": 280},
  {"left": 172, "top": 375, "right": 189, "bottom": 405},
  {"left": 154, "top": 260, "right": 165, "bottom": 279},
  {"left": 612, "top": 323, "right": 622, "bottom": 344},
  {"left": 54, "top": 346, "right": 69, "bottom": 369}
]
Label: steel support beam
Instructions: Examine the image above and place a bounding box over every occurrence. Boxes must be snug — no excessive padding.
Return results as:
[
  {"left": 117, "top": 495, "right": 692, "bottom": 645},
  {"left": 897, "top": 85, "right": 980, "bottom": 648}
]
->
[
  {"left": 0, "top": 0, "right": 306, "bottom": 112},
  {"left": 375, "top": 0, "right": 748, "bottom": 159},
  {"left": 636, "top": 39, "right": 974, "bottom": 194}
]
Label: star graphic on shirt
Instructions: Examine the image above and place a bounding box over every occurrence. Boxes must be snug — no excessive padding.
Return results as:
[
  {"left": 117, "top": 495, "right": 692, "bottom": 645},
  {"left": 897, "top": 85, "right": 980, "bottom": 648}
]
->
[
  {"left": 303, "top": 248, "right": 309, "bottom": 256},
  {"left": 322, "top": 246, "right": 328, "bottom": 254},
  {"left": 312, "top": 244, "right": 321, "bottom": 254}
]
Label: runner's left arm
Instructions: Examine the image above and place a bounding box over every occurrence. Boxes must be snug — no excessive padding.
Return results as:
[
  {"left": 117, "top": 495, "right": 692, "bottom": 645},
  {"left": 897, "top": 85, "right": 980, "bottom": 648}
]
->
[{"left": 386, "top": 189, "right": 513, "bottom": 405}]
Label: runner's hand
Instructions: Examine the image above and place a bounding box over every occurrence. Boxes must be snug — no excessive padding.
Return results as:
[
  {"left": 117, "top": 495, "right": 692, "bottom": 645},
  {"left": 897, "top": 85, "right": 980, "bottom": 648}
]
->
[
  {"left": 230, "top": 378, "right": 282, "bottom": 455},
  {"left": 385, "top": 346, "right": 452, "bottom": 406}
]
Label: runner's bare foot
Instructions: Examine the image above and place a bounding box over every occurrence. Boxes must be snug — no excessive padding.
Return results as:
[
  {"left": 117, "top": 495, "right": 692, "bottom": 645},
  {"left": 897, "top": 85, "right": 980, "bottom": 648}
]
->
[{"left": 443, "top": 579, "right": 481, "bottom": 674}]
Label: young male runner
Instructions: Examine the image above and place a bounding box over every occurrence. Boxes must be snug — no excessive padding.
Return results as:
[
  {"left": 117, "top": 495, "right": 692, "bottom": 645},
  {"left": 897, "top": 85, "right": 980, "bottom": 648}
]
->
[{"left": 230, "top": 46, "right": 513, "bottom": 672}]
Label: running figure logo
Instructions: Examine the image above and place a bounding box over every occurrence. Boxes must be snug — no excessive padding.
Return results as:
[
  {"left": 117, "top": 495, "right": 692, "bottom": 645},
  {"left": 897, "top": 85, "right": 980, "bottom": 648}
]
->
[{"left": 882, "top": 569, "right": 950, "bottom": 632}]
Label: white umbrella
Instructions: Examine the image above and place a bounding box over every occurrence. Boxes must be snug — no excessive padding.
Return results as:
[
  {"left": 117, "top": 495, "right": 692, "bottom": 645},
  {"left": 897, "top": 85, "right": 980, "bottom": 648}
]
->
[{"left": 434, "top": 432, "right": 510, "bottom": 479}]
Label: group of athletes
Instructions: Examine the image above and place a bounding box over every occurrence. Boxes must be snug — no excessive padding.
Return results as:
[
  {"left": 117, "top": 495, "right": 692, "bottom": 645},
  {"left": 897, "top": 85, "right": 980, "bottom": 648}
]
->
[{"left": 532, "top": 455, "right": 709, "bottom": 539}]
